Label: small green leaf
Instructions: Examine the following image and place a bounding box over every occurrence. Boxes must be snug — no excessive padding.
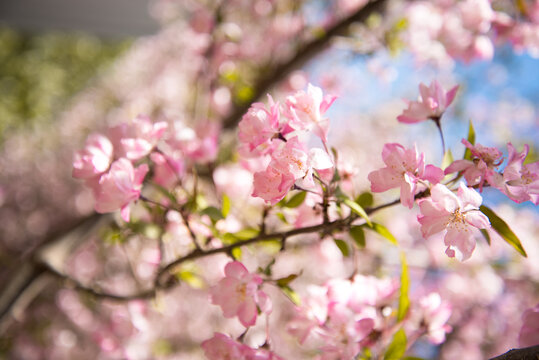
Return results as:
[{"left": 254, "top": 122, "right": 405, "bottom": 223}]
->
[
  {"left": 285, "top": 191, "right": 307, "bottom": 208},
  {"left": 384, "top": 329, "right": 407, "bottom": 360},
  {"left": 175, "top": 269, "right": 206, "bottom": 289},
  {"left": 463, "top": 120, "right": 476, "bottom": 161},
  {"left": 355, "top": 192, "right": 374, "bottom": 208},
  {"left": 397, "top": 253, "right": 410, "bottom": 322},
  {"left": 222, "top": 194, "right": 231, "bottom": 218},
  {"left": 231, "top": 247, "right": 242, "bottom": 260},
  {"left": 276, "top": 273, "right": 300, "bottom": 287},
  {"left": 200, "top": 206, "right": 224, "bottom": 223},
  {"left": 371, "top": 222, "right": 398, "bottom": 245},
  {"left": 280, "top": 285, "right": 301, "bottom": 306},
  {"left": 334, "top": 238, "right": 350, "bottom": 257},
  {"left": 276, "top": 212, "right": 288, "bottom": 224},
  {"left": 480, "top": 205, "right": 527, "bottom": 257},
  {"left": 233, "top": 228, "right": 259, "bottom": 240},
  {"left": 343, "top": 198, "right": 372, "bottom": 227},
  {"left": 442, "top": 149, "right": 454, "bottom": 170},
  {"left": 350, "top": 226, "right": 366, "bottom": 248},
  {"left": 480, "top": 228, "right": 491, "bottom": 246}
]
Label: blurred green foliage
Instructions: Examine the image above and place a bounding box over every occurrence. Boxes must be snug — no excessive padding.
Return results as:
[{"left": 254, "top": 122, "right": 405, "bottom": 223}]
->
[{"left": 0, "top": 27, "right": 131, "bottom": 142}]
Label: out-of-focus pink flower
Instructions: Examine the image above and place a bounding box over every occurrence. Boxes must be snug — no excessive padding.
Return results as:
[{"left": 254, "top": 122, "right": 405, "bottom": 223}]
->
[
  {"left": 238, "top": 96, "right": 282, "bottom": 157},
  {"left": 285, "top": 83, "right": 337, "bottom": 142},
  {"left": 116, "top": 115, "right": 168, "bottom": 160},
  {"left": 202, "top": 333, "right": 283, "bottom": 360},
  {"left": 72, "top": 134, "right": 113, "bottom": 179},
  {"left": 418, "top": 293, "right": 452, "bottom": 344},
  {"left": 417, "top": 183, "right": 490, "bottom": 260},
  {"left": 519, "top": 303, "right": 539, "bottom": 347},
  {"left": 167, "top": 120, "right": 219, "bottom": 163},
  {"left": 210, "top": 261, "right": 271, "bottom": 328},
  {"left": 502, "top": 143, "right": 539, "bottom": 205},
  {"left": 445, "top": 139, "right": 503, "bottom": 191},
  {"left": 252, "top": 166, "right": 295, "bottom": 205},
  {"left": 368, "top": 143, "right": 444, "bottom": 208},
  {"left": 202, "top": 333, "right": 246, "bottom": 360},
  {"left": 149, "top": 152, "right": 184, "bottom": 188},
  {"left": 94, "top": 158, "right": 149, "bottom": 222},
  {"left": 397, "top": 80, "right": 459, "bottom": 124}
]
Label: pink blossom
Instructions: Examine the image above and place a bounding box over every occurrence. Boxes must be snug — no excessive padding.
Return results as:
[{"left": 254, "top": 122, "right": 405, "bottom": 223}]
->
[
  {"left": 518, "top": 303, "right": 539, "bottom": 347},
  {"left": 149, "top": 152, "right": 184, "bottom": 188},
  {"left": 417, "top": 183, "right": 490, "bottom": 261},
  {"left": 252, "top": 166, "right": 295, "bottom": 205},
  {"left": 418, "top": 293, "right": 452, "bottom": 344},
  {"left": 202, "top": 333, "right": 283, "bottom": 360},
  {"left": 368, "top": 143, "right": 444, "bottom": 208},
  {"left": 285, "top": 83, "right": 337, "bottom": 142},
  {"left": 270, "top": 137, "right": 333, "bottom": 189},
  {"left": 445, "top": 139, "right": 503, "bottom": 191},
  {"left": 397, "top": 80, "right": 459, "bottom": 124},
  {"left": 238, "top": 96, "right": 282, "bottom": 157},
  {"left": 210, "top": 261, "right": 271, "bottom": 327},
  {"left": 201, "top": 333, "right": 246, "bottom": 360},
  {"left": 115, "top": 115, "right": 168, "bottom": 160},
  {"left": 94, "top": 158, "right": 149, "bottom": 222},
  {"left": 502, "top": 143, "right": 539, "bottom": 205},
  {"left": 72, "top": 134, "right": 113, "bottom": 179},
  {"left": 167, "top": 120, "right": 219, "bottom": 163}
]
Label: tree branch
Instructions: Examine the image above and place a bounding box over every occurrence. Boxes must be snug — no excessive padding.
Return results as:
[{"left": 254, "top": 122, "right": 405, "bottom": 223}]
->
[
  {"left": 222, "top": 0, "right": 388, "bottom": 130},
  {"left": 489, "top": 345, "right": 539, "bottom": 360}
]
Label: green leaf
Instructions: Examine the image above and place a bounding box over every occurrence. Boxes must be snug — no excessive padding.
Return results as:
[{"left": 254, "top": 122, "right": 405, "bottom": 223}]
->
[
  {"left": 397, "top": 253, "right": 410, "bottom": 322},
  {"left": 285, "top": 191, "right": 307, "bottom": 208},
  {"left": 200, "top": 206, "right": 224, "bottom": 223},
  {"left": 233, "top": 228, "right": 259, "bottom": 240},
  {"left": 343, "top": 198, "right": 372, "bottom": 227},
  {"left": 280, "top": 285, "right": 301, "bottom": 306},
  {"left": 480, "top": 205, "right": 527, "bottom": 257},
  {"left": 350, "top": 226, "right": 366, "bottom": 248},
  {"left": 334, "top": 238, "right": 350, "bottom": 257},
  {"left": 276, "top": 212, "right": 289, "bottom": 224},
  {"left": 231, "top": 247, "right": 242, "bottom": 260},
  {"left": 222, "top": 194, "right": 231, "bottom": 218},
  {"left": 175, "top": 269, "right": 206, "bottom": 289},
  {"left": 370, "top": 222, "right": 398, "bottom": 245},
  {"left": 442, "top": 149, "right": 454, "bottom": 170},
  {"left": 276, "top": 273, "right": 300, "bottom": 287},
  {"left": 480, "top": 228, "right": 491, "bottom": 246},
  {"left": 463, "top": 120, "right": 476, "bottom": 161},
  {"left": 384, "top": 329, "right": 407, "bottom": 360},
  {"left": 355, "top": 192, "right": 374, "bottom": 208}
]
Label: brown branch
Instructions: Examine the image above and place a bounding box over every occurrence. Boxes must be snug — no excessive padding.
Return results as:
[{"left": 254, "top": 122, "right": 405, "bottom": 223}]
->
[
  {"left": 489, "top": 345, "right": 539, "bottom": 360},
  {"left": 221, "top": 0, "right": 388, "bottom": 130}
]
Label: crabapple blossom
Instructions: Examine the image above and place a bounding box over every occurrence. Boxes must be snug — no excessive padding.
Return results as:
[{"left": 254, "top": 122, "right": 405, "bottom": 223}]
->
[
  {"left": 238, "top": 96, "right": 283, "bottom": 157},
  {"left": 368, "top": 143, "right": 444, "bottom": 208},
  {"left": 72, "top": 133, "right": 113, "bottom": 180},
  {"left": 417, "top": 183, "right": 490, "bottom": 260},
  {"left": 397, "top": 80, "right": 459, "bottom": 124},
  {"left": 518, "top": 303, "right": 539, "bottom": 347},
  {"left": 149, "top": 152, "right": 184, "bottom": 188},
  {"left": 444, "top": 139, "right": 503, "bottom": 191},
  {"left": 252, "top": 166, "right": 296, "bottom": 205},
  {"left": 270, "top": 137, "right": 333, "bottom": 190},
  {"left": 502, "top": 143, "right": 539, "bottom": 205},
  {"left": 113, "top": 115, "right": 168, "bottom": 160},
  {"left": 210, "top": 261, "right": 271, "bottom": 328},
  {"left": 202, "top": 333, "right": 283, "bottom": 360},
  {"left": 417, "top": 292, "right": 452, "bottom": 344},
  {"left": 284, "top": 83, "right": 337, "bottom": 142},
  {"left": 94, "top": 158, "right": 149, "bottom": 222}
]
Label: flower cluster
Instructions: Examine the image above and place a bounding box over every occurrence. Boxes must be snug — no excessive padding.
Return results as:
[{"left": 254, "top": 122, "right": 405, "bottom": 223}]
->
[
  {"left": 238, "top": 84, "right": 336, "bottom": 204},
  {"left": 209, "top": 261, "right": 271, "bottom": 328},
  {"left": 72, "top": 116, "right": 219, "bottom": 221},
  {"left": 287, "top": 275, "right": 452, "bottom": 359},
  {"left": 202, "top": 333, "right": 283, "bottom": 360}
]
